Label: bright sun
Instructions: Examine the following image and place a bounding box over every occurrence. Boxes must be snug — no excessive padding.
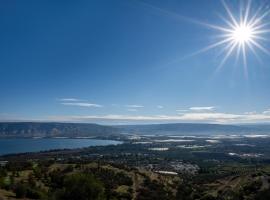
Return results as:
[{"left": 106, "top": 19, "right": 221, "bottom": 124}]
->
[
  {"left": 232, "top": 24, "right": 253, "bottom": 43},
  {"left": 198, "top": 0, "right": 270, "bottom": 77}
]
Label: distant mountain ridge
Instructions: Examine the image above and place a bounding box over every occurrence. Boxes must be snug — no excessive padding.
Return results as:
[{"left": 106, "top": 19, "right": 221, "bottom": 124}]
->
[
  {"left": 0, "top": 122, "right": 119, "bottom": 138},
  {"left": 116, "top": 123, "right": 270, "bottom": 135},
  {"left": 0, "top": 122, "right": 270, "bottom": 138}
]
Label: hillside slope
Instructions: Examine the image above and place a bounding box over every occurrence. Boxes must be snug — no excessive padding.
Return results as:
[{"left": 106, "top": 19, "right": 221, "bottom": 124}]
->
[{"left": 0, "top": 122, "right": 119, "bottom": 138}]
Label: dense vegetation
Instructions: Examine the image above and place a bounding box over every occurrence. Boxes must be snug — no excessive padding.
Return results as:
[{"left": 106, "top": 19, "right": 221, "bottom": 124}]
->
[
  {"left": 0, "top": 161, "right": 133, "bottom": 200},
  {"left": 1, "top": 160, "right": 270, "bottom": 200}
]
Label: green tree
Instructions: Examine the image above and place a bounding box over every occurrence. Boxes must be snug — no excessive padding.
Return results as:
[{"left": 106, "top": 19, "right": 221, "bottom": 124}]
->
[
  {"left": 57, "top": 173, "right": 105, "bottom": 200},
  {"left": 255, "top": 189, "right": 270, "bottom": 200},
  {"left": 14, "top": 182, "right": 27, "bottom": 198}
]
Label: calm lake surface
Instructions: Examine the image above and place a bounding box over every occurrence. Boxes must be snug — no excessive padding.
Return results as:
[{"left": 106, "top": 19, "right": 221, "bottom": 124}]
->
[{"left": 0, "top": 138, "right": 122, "bottom": 155}]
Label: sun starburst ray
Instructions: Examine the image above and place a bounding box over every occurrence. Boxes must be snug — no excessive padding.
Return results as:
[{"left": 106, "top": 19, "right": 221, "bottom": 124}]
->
[
  {"left": 195, "top": 0, "right": 270, "bottom": 76},
  {"left": 186, "top": 37, "right": 233, "bottom": 58},
  {"left": 254, "top": 21, "right": 270, "bottom": 28},
  {"left": 200, "top": 22, "right": 233, "bottom": 33},
  {"left": 249, "top": 11, "right": 270, "bottom": 27},
  {"left": 246, "top": 41, "right": 263, "bottom": 63},
  {"left": 218, "top": 14, "right": 236, "bottom": 29},
  {"left": 252, "top": 35, "right": 268, "bottom": 41},
  {"left": 243, "top": 0, "right": 251, "bottom": 25},
  {"left": 249, "top": 39, "right": 270, "bottom": 55},
  {"left": 221, "top": 0, "right": 238, "bottom": 27},
  {"left": 216, "top": 41, "right": 238, "bottom": 71},
  {"left": 241, "top": 43, "right": 247, "bottom": 69},
  {"left": 253, "top": 29, "right": 270, "bottom": 34}
]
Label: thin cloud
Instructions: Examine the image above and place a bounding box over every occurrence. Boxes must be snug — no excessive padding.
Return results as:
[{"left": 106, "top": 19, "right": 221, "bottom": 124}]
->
[
  {"left": 245, "top": 111, "right": 257, "bottom": 115},
  {"left": 48, "top": 112, "right": 270, "bottom": 123},
  {"left": 176, "top": 109, "right": 189, "bottom": 112},
  {"left": 263, "top": 109, "right": 270, "bottom": 115},
  {"left": 125, "top": 105, "right": 144, "bottom": 108},
  {"left": 61, "top": 102, "right": 103, "bottom": 108},
  {"left": 179, "top": 112, "right": 241, "bottom": 122},
  {"left": 4, "top": 109, "right": 270, "bottom": 124},
  {"left": 127, "top": 109, "right": 138, "bottom": 112},
  {"left": 157, "top": 105, "right": 164, "bottom": 109},
  {"left": 189, "top": 106, "right": 215, "bottom": 111},
  {"left": 58, "top": 98, "right": 84, "bottom": 102}
]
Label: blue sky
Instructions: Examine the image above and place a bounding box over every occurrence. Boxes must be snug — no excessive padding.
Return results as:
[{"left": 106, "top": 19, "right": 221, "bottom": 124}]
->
[{"left": 0, "top": 0, "right": 270, "bottom": 124}]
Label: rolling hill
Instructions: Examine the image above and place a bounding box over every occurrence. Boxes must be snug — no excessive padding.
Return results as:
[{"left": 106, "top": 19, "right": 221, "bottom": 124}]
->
[
  {"left": 116, "top": 123, "right": 270, "bottom": 135},
  {"left": 0, "top": 122, "right": 119, "bottom": 138},
  {"left": 0, "top": 122, "right": 270, "bottom": 138}
]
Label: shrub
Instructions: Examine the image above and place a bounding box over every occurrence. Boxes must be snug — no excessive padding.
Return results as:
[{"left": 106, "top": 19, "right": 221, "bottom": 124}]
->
[{"left": 57, "top": 173, "right": 105, "bottom": 200}]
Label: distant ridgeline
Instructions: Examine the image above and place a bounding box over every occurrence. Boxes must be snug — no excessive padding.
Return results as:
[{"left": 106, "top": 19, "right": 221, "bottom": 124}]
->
[
  {"left": 116, "top": 123, "right": 270, "bottom": 135},
  {"left": 0, "top": 122, "right": 270, "bottom": 138},
  {"left": 0, "top": 122, "right": 119, "bottom": 138}
]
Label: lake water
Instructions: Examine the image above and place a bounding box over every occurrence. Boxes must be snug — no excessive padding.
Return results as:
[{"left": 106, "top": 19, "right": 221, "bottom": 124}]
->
[{"left": 0, "top": 138, "right": 122, "bottom": 155}]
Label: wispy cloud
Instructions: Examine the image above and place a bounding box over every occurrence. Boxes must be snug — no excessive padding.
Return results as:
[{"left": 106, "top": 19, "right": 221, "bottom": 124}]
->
[
  {"left": 244, "top": 111, "right": 257, "bottom": 115},
  {"left": 263, "top": 109, "right": 270, "bottom": 115},
  {"left": 127, "top": 109, "right": 138, "bottom": 112},
  {"left": 157, "top": 105, "right": 164, "bottom": 109},
  {"left": 125, "top": 105, "right": 144, "bottom": 108},
  {"left": 3, "top": 110, "right": 270, "bottom": 124},
  {"left": 176, "top": 109, "right": 189, "bottom": 112},
  {"left": 189, "top": 106, "right": 215, "bottom": 112},
  {"left": 58, "top": 98, "right": 102, "bottom": 108},
  {"left": 178, "top": 112, "right": 241, "bottom": 122},
  {"left": 45, "top": 106, "right": 270, "bottom": 124},
  {"left": 61, "top": 102, "right": 103, "bottom": 108},
  {"left": 4, "top": 104, "right": 270, "bottom": 124},
  {"left": 58, "top": 98, "right": 84, "bottom": 102},
  {"left": 48, "top": 111, "right": 270, "bottom": 123}
]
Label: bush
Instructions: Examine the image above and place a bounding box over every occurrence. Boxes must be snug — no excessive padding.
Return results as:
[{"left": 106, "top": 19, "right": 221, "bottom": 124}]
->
[
  {"left": 14, "top": 183, "right": 27, "bottom": 198},
  {"left": 26, "top": 188, "right": 45, "bottom": 199},
  {"left": 56, "top": 173, "right": 105, "bottom": 200},
  {"left": 255, "top": 189, "right": 270, "bottom": 200}
]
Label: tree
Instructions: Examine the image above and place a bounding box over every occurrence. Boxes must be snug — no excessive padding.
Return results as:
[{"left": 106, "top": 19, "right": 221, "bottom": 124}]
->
[
  {"left": 14, "top": 183, "right": 27, "bottom": 198},
  {"left": 255, "top": 189, "right": 270, "bottom": 200},
  {"left": 57, "top": 173, "right": 105, "bottom": 200}
]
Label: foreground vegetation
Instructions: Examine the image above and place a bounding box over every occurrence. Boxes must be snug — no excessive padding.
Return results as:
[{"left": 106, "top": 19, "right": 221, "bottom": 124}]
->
[{"left": 0, "top": 159, "right": 270, "bottom": 200}]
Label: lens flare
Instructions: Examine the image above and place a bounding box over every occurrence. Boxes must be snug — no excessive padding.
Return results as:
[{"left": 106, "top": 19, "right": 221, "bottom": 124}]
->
[{"left": 196, "top": 0, "right": 270, "bottom": 77}]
